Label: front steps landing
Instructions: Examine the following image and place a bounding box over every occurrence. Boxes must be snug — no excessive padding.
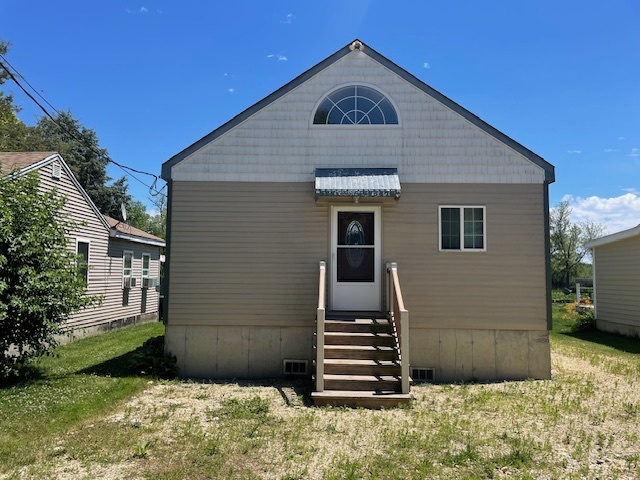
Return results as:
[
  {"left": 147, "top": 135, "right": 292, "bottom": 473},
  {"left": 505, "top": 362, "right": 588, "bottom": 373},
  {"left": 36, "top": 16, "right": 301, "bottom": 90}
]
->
[{"left": 312, "top": 317, "right": 411, "bottom": 408}]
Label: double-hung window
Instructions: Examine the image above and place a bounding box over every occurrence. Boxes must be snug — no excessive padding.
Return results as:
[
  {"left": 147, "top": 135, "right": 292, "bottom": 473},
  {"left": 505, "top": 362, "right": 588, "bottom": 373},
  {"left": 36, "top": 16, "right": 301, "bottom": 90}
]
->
[
  {"left": 123, "top": 251, "right": 133, "bottom": 278},
  {"left": 76, "top": 240, "right": 90, "bottom": 284},
  {"left": 141, "top": 253, "right": 150, "bottom": 278},
  {"left": 439, "top": 206, "right": 486, "bottom": 251}
]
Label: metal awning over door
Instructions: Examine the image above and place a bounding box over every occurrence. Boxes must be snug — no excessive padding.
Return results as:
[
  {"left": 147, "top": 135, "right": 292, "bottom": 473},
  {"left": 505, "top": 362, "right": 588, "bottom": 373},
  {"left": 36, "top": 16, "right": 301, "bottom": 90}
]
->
[{"left": 315, "top": 168, "right": 401, "bottom": 200}]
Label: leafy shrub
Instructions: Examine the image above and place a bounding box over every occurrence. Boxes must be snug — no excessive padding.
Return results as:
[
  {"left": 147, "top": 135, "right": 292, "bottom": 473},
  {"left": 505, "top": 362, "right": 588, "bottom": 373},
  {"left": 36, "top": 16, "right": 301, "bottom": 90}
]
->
[
  {"left": 563, "top": 297, "right": 596, "bottom": 333},
  {"left": 131, "top": 335, "right": 177, "bottom": 378}
]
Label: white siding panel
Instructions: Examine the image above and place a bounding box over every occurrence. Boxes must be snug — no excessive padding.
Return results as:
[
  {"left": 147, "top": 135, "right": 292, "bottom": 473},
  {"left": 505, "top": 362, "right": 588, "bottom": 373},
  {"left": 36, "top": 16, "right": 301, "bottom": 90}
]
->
[
  {"left": 171, "top": 52, "right": 545, "bottom": 184},
  {"left": 593, "top": 236, "right": 640, "bottom": 329},
  {"left": 34, "top": 163, "right": 162, "bottom": 331}
]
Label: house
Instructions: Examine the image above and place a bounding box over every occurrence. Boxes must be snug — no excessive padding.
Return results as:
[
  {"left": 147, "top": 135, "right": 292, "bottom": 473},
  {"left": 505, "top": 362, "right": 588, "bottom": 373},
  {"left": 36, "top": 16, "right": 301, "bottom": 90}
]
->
[
  {"left": 161, "top": 40, "right": 555, "bottom": 406},
  {"left": 585, "top": 225, "right": 640, "bottom": 338},
  {"left": 0, "top": 152, "right": 165, "bottom": 338}
]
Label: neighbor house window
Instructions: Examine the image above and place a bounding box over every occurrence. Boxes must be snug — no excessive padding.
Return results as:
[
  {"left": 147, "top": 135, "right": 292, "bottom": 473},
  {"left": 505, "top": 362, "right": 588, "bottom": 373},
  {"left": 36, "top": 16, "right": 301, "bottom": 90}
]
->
[
  {"left": 141, "top": 253, "right": 150, "bottom": 278},
  {"left": 439, "top": 206, "right": 486, "bottom": 251},
  {"left": 123, "top": 251, "right": 133, "bottom": 278},
  {"left": 76, "top": 240, "right": 89, "bottom": 284},
  {"left": 313, "top": 85, "right": 398, "bottom": 125}
]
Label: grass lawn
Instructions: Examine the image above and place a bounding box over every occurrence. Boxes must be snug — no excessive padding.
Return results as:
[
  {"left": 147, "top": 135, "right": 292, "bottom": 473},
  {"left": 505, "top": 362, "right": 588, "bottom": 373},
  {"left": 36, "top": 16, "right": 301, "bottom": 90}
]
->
[{"left": 1, "top": 312, "right": 639, "bottom": 479}]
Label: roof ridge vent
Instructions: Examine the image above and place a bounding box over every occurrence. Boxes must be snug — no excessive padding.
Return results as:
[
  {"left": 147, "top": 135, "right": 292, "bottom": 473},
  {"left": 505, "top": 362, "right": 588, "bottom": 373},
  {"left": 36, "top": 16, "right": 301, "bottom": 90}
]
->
[{"left": 349, "top": 40, "right": 364, "bottom": 52}]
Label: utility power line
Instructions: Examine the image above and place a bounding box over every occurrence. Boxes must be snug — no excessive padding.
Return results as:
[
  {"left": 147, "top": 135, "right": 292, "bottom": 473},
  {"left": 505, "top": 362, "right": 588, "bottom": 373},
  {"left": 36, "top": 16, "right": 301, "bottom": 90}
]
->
[{"left": 0, "top": 54, "right": 165, "bottom": 198}]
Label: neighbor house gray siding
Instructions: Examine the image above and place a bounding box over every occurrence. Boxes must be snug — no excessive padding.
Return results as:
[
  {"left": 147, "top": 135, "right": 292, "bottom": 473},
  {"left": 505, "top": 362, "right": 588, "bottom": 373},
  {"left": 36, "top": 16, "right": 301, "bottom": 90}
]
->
[
  {"left": 592, "top": 236, "right": 640, "bottom": 337},
  {"left": 34, "top": 158, "right": 162, "bottom": 334}
]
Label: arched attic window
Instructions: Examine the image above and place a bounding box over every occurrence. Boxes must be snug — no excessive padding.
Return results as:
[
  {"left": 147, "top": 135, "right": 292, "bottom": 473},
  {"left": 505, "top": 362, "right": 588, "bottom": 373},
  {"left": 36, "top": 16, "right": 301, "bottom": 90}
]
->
[{"left": 313, "top": 85, "right": 398, "bottom": 125}]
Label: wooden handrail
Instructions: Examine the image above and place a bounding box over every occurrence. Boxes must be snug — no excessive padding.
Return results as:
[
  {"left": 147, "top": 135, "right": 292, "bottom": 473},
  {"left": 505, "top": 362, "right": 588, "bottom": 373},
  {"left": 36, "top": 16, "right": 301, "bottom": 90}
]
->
[
  {"left": 318, "top": 261, "right": 326, "bottom": 310},
  {"left": 316, "top": 261, "right": 326, "bottom": 392},
  {"left": 387, "top": 262, "right": 410, "bottom": 394}
]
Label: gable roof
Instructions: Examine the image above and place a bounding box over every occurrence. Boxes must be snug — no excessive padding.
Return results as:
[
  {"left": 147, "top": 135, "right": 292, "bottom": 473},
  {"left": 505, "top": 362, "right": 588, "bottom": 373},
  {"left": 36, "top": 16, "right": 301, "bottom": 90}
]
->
[
  {"left": 1, "top": 151, "right": 112, "bottom": 233},
  {"left": 105, "top": 215, "right": 166, "bottom": 247},
  {"left": 585, "top": 224, "right": 640, "bottom": 249},
  {"left": 0, "top": 151, "right": 59, "bottom": 175},
  {"left": 162, "top": 39, "right": 554, "bottom": 184},
  {"left": 2, "top": 152, "right": 165, "bottom": 247}
]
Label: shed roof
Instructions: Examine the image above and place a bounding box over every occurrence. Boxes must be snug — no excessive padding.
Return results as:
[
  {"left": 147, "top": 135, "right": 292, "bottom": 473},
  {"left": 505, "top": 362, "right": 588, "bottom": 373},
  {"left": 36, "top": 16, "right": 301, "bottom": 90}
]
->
[
  {"left": 162, "top": 39, "right": 555, "bottom": 184},
  {"left": 585, "top": 224, "right": 640, "bottom": 249}
]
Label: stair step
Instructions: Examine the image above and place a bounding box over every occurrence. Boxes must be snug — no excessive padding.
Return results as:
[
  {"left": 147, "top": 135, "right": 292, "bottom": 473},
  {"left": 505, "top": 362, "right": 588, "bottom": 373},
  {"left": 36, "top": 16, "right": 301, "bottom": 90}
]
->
[
  {"left": 323, "top": 374, "right": 401, "bottom": 392},
  {"left": 324, "top": 319, "right": 392, "bottom": 334},
  {"left": 324, "top": 359, "right": 401, "bottom": 376},
  {"left": 324, "top": 332, "right": 396, "bottom": 346},
  {"left": 311, "top": 390, "right": 411, "bottom": 408},
  {"left": 324, "top": 345, "right": 397, "bottom": 361}
]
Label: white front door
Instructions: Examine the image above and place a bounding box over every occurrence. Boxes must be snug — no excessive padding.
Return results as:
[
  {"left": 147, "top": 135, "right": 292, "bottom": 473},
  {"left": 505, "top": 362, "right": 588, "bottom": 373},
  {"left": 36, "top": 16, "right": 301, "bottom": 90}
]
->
[{"left": 331, "top": 205, "right": 381, "bottom": 311}]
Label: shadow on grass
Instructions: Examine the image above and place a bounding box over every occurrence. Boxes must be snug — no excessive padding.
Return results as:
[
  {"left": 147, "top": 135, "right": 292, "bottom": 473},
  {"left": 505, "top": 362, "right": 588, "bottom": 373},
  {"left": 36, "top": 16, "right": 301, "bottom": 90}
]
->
[
  {"left": 78, "top": 348, "right": 142, "bottom": 377},
  {"left": 558, "top": 329, "right": 640, "bottom": 354}
]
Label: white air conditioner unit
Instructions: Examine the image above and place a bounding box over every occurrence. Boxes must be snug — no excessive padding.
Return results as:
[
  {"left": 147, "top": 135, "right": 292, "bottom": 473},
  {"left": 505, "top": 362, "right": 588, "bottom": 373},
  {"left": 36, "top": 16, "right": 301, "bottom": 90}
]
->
[
  {"left": 142, "top": 277, "right": 157, "bottom": 289},
  {"left": 123, "top": 276, "right": 137, "bottom": 289}
]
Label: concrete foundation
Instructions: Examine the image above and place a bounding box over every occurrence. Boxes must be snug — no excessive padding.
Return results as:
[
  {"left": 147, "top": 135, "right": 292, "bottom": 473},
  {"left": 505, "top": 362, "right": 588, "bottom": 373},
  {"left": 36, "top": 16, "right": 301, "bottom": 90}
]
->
[
  {"left": 167, "top": 324, "right": 551, "bottom": 382},
  {"left": 165, "top": 324, "right": 315, "bottom": 379},
  {"left": 409, "top": 328, "right": 551, "bottom": 382},
  {"left": 597, "top": 318, "right": 640, "bottom": 339}
]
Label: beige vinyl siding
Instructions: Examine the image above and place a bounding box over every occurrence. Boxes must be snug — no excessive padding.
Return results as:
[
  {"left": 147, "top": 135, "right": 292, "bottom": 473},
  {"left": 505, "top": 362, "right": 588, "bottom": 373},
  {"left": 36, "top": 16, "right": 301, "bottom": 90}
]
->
[
  {"left": 593, "top": 237, "right": 640, "bottom": 330},
  {"left": 35, "top": 161, "right": 161, "bottom": 330},
  {"left": 168, "top": 181, "right": 326, "bottom": 326},
  {"left": 385, "top": 183, "right": 547, "bottom": 331},
  {"left": 172, "top": 52, "right": 545, "bottom": 184},
  {"left": 168, "top": 181, "right": 547, "bottom": 331}
]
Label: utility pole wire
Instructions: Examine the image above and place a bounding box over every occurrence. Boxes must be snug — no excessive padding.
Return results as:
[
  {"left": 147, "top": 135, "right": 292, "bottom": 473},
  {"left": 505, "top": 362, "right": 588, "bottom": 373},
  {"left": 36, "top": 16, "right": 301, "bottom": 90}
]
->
[{"left": 0, "top": 55, "right": 165, "bottom": 198}]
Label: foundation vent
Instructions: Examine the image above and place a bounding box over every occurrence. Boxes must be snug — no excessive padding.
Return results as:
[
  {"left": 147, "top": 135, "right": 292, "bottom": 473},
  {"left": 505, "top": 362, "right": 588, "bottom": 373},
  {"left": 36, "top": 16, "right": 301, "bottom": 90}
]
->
[
  {"left": 411, "top": 367, "right": 436, "bottom": 383},
  {"left": 283, "top": 359, "right": 308, "bottom": 376}
]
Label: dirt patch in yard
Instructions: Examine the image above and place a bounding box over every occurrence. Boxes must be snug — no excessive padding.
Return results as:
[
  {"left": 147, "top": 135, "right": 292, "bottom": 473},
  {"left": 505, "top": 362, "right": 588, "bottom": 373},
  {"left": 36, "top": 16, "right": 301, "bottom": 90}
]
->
[{"left": 14, "top": 346, "right": 640, "bottom": 480}]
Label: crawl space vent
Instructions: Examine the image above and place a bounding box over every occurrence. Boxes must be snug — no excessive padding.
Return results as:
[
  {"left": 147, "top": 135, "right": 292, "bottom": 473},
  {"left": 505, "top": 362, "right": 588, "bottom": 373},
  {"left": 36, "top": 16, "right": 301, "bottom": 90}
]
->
[
  {"left": 411, "top": 367, "right": 436, "bottom": 383},
  {"left": 283, "top": 359, "right": 308, "bottom": 376}
]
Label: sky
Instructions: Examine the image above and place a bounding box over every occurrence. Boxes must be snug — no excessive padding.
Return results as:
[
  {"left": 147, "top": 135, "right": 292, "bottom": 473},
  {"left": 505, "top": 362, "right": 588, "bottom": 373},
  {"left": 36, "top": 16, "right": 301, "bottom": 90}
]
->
[{"left": 0, "top": 1, "right": 639, "bottom": 234}]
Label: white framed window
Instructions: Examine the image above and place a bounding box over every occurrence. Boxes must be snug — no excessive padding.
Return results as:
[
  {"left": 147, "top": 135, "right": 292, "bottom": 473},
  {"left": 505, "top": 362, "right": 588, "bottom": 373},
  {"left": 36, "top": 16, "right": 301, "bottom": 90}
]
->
[
  {"left": 141, "top": 253, "right": 150, "bottom": 278},
  {"left": 313, "top": 85, "right": 399, "bottom": 125},
  {"left": 123, "top": 250, "right": 133, "bottom": 278},
  {"left": 76, "top": 239, "right": 90, "bottom": 284},
  {"left": 439, "top": 206, "right": 486, "bottom": 252}
]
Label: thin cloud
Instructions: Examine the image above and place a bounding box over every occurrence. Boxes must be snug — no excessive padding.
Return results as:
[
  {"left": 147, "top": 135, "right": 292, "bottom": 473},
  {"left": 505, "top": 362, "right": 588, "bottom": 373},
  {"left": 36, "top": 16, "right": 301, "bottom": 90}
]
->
[
  {"left": 281, "top": 13, "right": 294, "bottom": 24},
  {"left": 567, "top": 150, "right": 582, "bottom": 154},
  {"left": 561, "top": 193, "right": 640, "bottom": 233},
  {"left": 619, "top": 136, "right": 626, "bottom": 141},
  {"left": 604, "top": 148, "right": 618, "bottom": 153},
  {"left": 227, "top": 88, "right": 235, "bottom": 94},
  {"left": 140, "top": 6, "right": 148, "bottom": 13},
  {"left": 423, "top": 62, "right": 431, "bottom": 69},
  {"left": 627, "top": 148, "right": 640, "bottom": 157},
  {"left": 267, "top": 53, "right": 288, "bottom": 62}
]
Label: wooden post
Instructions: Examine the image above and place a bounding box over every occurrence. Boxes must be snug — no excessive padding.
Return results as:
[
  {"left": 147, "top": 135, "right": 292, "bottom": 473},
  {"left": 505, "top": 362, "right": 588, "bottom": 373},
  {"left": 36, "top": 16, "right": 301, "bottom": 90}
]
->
[{"left": 316, "top": 261, "right": 326, "bottom": 392}]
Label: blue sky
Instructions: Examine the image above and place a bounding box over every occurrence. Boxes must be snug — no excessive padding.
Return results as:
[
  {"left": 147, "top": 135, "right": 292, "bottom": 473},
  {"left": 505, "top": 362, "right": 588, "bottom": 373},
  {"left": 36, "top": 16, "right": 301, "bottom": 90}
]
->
[{"left": 1, "top": 1, "right": 639, "bottom": 233}]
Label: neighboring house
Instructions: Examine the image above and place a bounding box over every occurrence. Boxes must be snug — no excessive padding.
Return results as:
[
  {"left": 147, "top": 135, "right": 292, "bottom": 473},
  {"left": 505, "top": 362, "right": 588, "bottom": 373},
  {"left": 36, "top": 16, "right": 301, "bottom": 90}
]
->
[
  {"left": 161, "top": 40, "right": 555, "bottom": 406},
  {"left": 0, "top": 152, "right": 165, "bottom": 338},
  {"left": 586, "top": 225, "right": 640, "bottom": 338}
]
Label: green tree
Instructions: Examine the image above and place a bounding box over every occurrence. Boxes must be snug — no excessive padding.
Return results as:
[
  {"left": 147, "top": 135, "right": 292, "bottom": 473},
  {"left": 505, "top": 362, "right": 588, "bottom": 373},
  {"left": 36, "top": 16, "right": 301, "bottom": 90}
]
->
[
  {"left": 0, "top": 168, "right": 100, "bottom": 377},
  {"left": 550, "top": 200, "right": 606, "bottom": 288}
]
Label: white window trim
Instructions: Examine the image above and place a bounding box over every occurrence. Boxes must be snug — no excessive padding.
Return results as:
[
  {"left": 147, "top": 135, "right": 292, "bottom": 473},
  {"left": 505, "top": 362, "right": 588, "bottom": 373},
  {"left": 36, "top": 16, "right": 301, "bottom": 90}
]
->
[
  {"left": 75, "top": 238, "right": 91, "bottom": 284},
  {"left": 123, "top": 250, "right": 134, "bottom": 278},
  {"left": 438, "top": 205, "right": 487, "bottom": 252},
  {"left": 141, "top": 253, "right": 151, "bottom": 278},
  {"left": 310, "top": 82, "right": 402, "bottom": 128}
]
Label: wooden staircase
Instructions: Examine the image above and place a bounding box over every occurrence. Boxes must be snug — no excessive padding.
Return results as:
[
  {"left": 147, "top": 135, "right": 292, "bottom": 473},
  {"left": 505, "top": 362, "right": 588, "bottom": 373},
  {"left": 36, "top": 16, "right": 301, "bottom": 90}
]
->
[{"left": 311, "top": 317, "right": 411, "bottom": 408}]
